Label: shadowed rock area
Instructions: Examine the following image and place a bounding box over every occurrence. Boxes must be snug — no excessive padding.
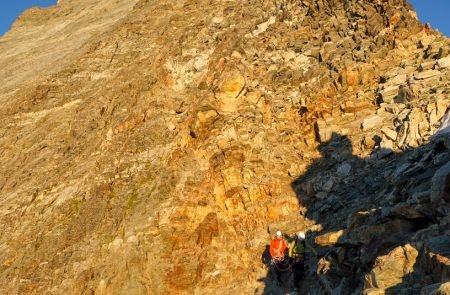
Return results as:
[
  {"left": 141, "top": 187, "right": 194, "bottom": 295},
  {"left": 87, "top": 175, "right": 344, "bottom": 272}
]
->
[{"left": 0, "top": 0, "right": 449, "bottom": 294}]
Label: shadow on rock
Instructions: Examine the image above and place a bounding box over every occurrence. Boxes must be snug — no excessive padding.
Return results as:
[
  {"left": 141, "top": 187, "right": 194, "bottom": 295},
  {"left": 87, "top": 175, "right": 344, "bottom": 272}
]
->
[{"left": 261, "top": 132, "right": 450, "bottom": 294}]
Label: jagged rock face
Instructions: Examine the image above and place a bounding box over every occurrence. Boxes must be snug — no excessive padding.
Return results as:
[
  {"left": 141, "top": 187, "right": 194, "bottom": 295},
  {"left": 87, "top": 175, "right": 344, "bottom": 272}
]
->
[{"left": 0, "top": 0, "right": 449, "bottom": 294}]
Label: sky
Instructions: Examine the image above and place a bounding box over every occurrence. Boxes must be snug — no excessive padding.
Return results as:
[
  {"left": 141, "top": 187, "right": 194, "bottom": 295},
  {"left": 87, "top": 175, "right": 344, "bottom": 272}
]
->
[
  {"left": 0, "top": 1, "right": 449, "bottom": 37},
  {"left": 408, "top": 0, "right": 449, "bottom": 37}
]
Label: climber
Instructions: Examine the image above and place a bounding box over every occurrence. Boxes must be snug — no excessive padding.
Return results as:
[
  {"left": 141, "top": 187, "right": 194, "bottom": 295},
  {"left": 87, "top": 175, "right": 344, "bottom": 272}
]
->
[
  {"left": 269, "top": 230, "right": 288, "bottom": 285},
  {"left": 289, "top": 231, "right": 317, "bottom": 292}
]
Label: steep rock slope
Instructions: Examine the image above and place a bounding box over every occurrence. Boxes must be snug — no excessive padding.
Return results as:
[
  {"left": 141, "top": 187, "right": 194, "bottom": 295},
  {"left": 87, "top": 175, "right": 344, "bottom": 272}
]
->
[
  {"left": 0, "top": 0, "right": 449, "bottom": 294},
  {"left": 0, "top": 0, "right": 139, "bottom": 97}
]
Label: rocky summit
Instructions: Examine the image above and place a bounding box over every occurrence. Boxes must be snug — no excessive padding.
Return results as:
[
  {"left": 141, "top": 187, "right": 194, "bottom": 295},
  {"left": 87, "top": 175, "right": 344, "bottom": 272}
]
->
[{"left": 0, "top": 0, "right": 449, "bottom": 294}]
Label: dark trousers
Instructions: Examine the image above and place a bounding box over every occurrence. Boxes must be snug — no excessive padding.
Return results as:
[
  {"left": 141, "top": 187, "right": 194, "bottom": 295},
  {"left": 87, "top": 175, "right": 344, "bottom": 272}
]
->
[
  {"left": 275, "top": 266, "right": 283, "bottom": 285},
  {"left": 292, "top": 259, "right": 304, "bottom": 290},
  {"left": 272, "top": 259, "right": 287, "bottom": 285}
]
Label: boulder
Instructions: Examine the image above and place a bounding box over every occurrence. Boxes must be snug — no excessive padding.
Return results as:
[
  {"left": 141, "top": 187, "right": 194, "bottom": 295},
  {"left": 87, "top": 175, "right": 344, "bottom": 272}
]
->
[
  {"left": 434, "top": 111, "right": 450, "bottom": 136},
  {"left": 380, "top": 138, "right": 394, "bottom": 150},
  {"left": 409, "top": 190, "right": 430, "bottom": 205},
  {"left": 362, "top": 115, "right": 384, "bottom": 131},
  {"left": 319, "top": 42, "right": 336, "bottom": 62},
  {"left": 347, "top": 210, "right": 377, "bottom": 230},
  {"left": 385, "top": 103, "right": 406, "bottom": 115},
  {"left": 390, "top": 204, "right": 424, "bottom": 219},
  {"left": 347, "top": 219, "right": 414, "bottom": 245},
  {"left": 419, "top": 35, "right": 436, "bottom": 49},
  {"left": 315, "top": 119, "right": 340, "bottom": 143},
  {"left": 312, "top": 176, "right": 335, "bottom": 193},
  {"left": 221, "top": 167, "right": 243, "bottom": 189},
  {"left": 413, "top": 70, "right": 441, "bottom": 81},
  {"left": 436, "top": 56, "right": 450, "bottom": 69},
  {"left": 388, "top": 74, "right": 407, "bottom": 86},
  {"left": 423, "top": 235, "right": 450, "bottom": 283},
  {"left": 405, "top": 108, "right": 426, "bottom": 148},
  {"left": 317, "top": 257, "right": 342, "bottom": 292},
  {"left": 337, "top": 163, "right": 352, "bottom": 177},
  {"left": 397, "top": 84, "right": 415, "bottom": 103},
  {"left": 419, "top": 61, "right": 436, "bottom": 72},
  {"left": 425, "top": 42, "right": 446, "bottom": 59},
  {"left": 378, "top": 86, "right": 398, "bottom": 104},
  {"left": 381, "top": 127, "right": 397, "bottom": 141},
  {"left": 430, "top": 161, "right": 450, "bottom": 202},
  {"left": 191, "top": 107, "right": 219, "bottom": 138},
  {"left": 340, "top": 64, "right": 360, "bottom": 90},
  {"left": 315, "top": 230, "right": 345, "bottom": 247},
  {"left": 364, "top": 244, "right": 418, "bottom": 290}
]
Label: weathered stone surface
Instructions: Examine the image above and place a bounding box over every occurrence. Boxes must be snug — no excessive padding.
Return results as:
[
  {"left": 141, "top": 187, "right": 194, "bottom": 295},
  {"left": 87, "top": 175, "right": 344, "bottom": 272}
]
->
[
  {"left": 419, "top": 35, "right": 436, "bottom": 49},
  {"left": 216, "top": 70, "right": 246, "bottom": 113},
  {"left": 362, "top": 115, "right": 384, "bottom": 131},
  {"left": 419, "top": 61, "right": 436, "bottom": 72},
  {"left": 192, "top": 107, "right": 219, "bottom": 138},
  {"left": 315, "top": 230, "right": 345, "bottom": 247},
  {"left": 379, "top": 86, "right": 399, "bottom": 104},
  {"left": 435, "top": 111, "right": 450, "bottom": 136},
  {"left": 337, "top": 163, "right": 352, "bottom": 177},
  {"left": 364, "top": 244, "right": 418, "bottom": 290},
  {"left": 252, "top": 16, "right": 276, "bottom": 36},
  {"left": 315, "top": 119, "right": 340, "bottom": 143},
  {"left": 347, "top": 219, "right": 414, "bottom": 245},
  {"left": 423, "top": 235, "right": 450, "bottom": 283},
  {"left": 436, "top": 56, "right": 450, "bottom": 69},
  {"left": 431, "top": 161, "right": 450, "bottom": 202},
  {"left": 414, "top": 70, "right": 442, "bottom": 80},
  {"left": 381, "top": 127, "right": 397, "bottom": 141},
  {"left": 420, "top": 282, "right": 450, "bottom": 295},
  {"left": 390, "top": 204, "right": 424, "bottom": 219},
  {"left": 405, "top": 108, "right": 427, "bottom": 148}
]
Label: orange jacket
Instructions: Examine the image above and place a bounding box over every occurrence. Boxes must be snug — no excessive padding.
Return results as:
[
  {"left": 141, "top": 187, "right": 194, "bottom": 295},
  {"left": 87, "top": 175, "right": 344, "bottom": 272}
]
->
[{"left": 270, "top": 237, "right": 288, "bottom": 259}]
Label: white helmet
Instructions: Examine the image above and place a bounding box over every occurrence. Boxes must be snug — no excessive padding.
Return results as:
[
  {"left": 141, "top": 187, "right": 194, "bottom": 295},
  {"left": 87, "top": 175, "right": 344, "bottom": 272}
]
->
[
  {"left": 276, "top": 230, "right": 282, "bottom": 237},
  {"left": 297, "top": 231, "right": 306, "bottom": 240}
]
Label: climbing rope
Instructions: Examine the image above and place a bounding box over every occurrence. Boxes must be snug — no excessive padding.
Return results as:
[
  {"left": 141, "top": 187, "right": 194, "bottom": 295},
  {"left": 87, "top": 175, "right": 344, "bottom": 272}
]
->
[
  {"left": 272, "top": 258, "right": 293, "bottom": 272},
  {"left": 272, "top": 257, "right": 305, "bottom": 272}
]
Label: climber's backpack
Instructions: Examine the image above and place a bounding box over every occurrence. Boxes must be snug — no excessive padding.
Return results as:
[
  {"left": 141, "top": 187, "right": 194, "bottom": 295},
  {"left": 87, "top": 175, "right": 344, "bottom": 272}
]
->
[{"left": 293, "top": 240, "right": 305, "bottom": 257}]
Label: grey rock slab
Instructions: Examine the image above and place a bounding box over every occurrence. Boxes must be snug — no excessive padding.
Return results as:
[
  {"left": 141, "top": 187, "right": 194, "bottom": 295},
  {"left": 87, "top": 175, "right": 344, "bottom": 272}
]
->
[
  {"left": 430, "top": 161, "right": 450, "bottom": 202},
  {"left": 424, "top": 235, "right": 450, "bottom": 257},
  {"left": 392, "top": 163, "right": 412, "bottom": 180},
  {"left": 390, "top": 204, "right": 424, "bottom": 219},
  {"left": 337, "top": 163, "right": 352, "bottom": 177},
  {"left": 408, "top": 191, "right": 430, "bottom": 205}
]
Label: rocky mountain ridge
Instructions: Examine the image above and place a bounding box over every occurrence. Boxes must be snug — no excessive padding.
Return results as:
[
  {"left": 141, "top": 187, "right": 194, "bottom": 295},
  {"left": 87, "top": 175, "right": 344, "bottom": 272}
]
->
[{"left": 0, "top": 0, "right": 449, "bottom": 294}]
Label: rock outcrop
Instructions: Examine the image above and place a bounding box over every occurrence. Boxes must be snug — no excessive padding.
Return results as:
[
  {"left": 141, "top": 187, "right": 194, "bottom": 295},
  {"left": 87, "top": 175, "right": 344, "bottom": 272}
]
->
[{"left": 0, "top": 0, "right": 449, "bottom": 294}]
